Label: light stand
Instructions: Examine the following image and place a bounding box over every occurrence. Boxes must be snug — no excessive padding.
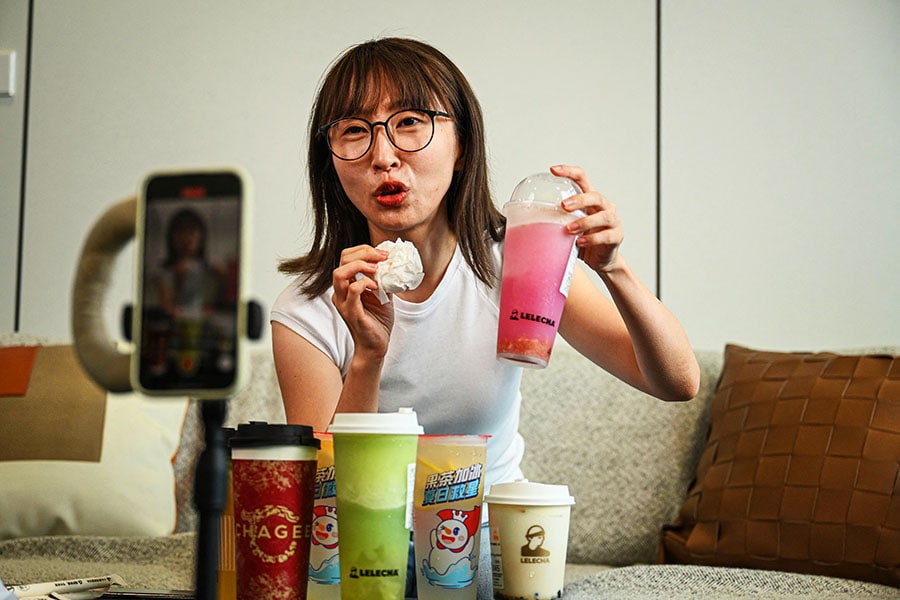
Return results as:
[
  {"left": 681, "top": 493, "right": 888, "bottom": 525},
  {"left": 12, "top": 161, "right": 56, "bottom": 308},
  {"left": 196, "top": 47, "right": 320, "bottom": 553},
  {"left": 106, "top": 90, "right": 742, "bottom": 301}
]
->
[
  {"left": 72, "top": 185, "right": 260, "bottom": 600},
  {"left": 121, "top": 300, "right": 263, "bottom": 600},
  {"left": 191, "top": 300, "right": 263, "bottom": 600}
]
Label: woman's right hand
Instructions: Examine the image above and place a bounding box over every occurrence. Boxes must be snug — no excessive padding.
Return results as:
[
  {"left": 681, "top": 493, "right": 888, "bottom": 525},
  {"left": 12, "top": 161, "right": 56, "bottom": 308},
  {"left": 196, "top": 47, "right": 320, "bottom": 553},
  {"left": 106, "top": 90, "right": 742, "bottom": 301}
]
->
[{"left": 331, "top": 244, "right": 394, "bottom": 359}]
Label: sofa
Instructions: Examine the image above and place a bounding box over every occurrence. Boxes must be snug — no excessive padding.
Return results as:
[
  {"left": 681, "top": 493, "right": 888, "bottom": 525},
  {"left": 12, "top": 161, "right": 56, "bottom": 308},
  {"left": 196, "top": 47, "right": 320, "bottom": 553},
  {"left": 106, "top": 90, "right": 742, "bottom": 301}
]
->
[{"left": 1, "top": 331, "right": 898, "bottom": 599}]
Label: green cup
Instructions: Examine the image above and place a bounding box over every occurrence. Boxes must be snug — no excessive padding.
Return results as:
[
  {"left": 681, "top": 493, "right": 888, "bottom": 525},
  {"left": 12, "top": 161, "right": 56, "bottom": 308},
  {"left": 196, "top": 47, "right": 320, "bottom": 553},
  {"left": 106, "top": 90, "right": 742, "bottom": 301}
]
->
[{"left": 327, "top": 409, "right": 423, "bottom": 600}]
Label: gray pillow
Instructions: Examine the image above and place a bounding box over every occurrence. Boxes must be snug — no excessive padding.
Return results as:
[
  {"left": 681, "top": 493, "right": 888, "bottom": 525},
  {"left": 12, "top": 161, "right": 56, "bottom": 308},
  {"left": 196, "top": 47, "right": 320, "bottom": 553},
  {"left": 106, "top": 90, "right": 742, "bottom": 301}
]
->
[{"left": 518, "top": 343, "right": 722, "bottom": 565}]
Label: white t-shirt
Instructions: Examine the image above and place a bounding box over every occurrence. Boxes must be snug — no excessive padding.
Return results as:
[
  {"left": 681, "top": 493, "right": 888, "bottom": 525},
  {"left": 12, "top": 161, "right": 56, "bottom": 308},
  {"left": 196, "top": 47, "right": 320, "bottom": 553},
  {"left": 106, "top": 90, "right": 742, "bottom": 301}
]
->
[{"left": 270, "top": 242, "right": 525, "bottom": 492}]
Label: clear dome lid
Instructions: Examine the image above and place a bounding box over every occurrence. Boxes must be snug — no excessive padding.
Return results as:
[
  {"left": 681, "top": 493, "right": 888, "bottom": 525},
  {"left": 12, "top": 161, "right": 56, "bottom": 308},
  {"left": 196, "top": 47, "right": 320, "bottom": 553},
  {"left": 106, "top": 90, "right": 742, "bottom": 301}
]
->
[{"left": 505, "top": 172, "right": 583, "bottom": 210}]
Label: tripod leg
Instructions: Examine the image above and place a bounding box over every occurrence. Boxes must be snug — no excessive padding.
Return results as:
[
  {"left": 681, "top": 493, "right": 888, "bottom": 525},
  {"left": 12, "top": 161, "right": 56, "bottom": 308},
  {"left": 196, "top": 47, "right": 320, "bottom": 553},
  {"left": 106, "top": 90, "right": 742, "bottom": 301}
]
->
[{"left": 193, "top": 399, "right": 228, "bottom": 600}]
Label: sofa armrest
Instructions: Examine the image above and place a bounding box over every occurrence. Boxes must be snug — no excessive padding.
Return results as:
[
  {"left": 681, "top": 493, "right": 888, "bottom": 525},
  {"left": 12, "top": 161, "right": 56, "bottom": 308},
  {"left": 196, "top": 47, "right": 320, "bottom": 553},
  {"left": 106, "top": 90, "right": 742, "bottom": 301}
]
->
[{"left": 174, "top": 344, "right": 285, "bottom": 532}]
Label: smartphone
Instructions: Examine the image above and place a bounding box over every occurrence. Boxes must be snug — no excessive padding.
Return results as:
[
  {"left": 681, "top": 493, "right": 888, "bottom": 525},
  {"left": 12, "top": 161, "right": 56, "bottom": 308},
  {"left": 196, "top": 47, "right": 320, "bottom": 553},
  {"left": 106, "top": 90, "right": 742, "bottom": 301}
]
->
[{"left": 131, "top": 168, "right": 250, "bottom": 398}]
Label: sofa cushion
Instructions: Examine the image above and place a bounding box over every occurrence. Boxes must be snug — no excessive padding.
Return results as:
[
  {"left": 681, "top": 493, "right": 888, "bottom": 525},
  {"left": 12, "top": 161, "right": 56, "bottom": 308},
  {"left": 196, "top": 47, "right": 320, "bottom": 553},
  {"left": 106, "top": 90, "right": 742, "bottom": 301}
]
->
[
  {"left": 0, "top": 533, "right": 195, "bottom": 589},
  {"left": 0, "top": 335, "right": 189, "bottom": 540},
  {"left": 564, "top": 564, "right": 900, "bottom": 599},
  {"left": 660, "top": 344, "right": 900, "bottom": 587},
  {"left": 519, "top": 342, "right": 723, "bottom": 565}
]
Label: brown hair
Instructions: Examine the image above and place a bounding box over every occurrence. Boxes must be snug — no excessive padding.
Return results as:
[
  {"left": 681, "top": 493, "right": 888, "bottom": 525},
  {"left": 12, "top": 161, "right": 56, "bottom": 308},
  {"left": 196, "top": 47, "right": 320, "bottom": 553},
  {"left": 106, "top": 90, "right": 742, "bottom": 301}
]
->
[{"left": 278, "top": 37, "right": 504, "bottom": 297}]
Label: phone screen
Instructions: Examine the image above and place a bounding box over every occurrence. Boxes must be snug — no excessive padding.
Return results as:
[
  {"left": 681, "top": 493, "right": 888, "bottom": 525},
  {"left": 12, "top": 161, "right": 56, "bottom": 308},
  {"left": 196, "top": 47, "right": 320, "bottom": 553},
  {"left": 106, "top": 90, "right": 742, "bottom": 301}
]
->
[{"left": 136, "top": 171, "right": 243, "bottom": 393}]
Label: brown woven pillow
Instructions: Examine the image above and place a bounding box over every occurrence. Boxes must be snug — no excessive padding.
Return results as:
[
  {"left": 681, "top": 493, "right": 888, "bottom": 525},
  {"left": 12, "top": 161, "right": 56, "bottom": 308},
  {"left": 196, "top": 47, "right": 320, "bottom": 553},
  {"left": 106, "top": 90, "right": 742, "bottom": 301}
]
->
[{"left": 660, "top": 344, "right": 900, "bottom": 587}]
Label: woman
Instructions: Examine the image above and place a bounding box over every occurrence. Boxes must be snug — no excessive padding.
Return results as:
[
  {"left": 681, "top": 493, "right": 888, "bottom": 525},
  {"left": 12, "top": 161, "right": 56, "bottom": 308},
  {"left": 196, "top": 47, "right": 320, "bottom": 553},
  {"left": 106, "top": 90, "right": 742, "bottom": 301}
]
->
[{"left": 271, "top": 37, "right": 700, "bottom": 596}]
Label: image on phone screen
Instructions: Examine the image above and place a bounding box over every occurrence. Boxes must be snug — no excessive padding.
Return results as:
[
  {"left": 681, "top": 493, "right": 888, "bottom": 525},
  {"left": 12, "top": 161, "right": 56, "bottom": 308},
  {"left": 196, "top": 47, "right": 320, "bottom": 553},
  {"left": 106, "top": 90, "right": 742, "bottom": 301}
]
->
[{"left": 137, "top": 172, "right": 243, "bottom": 393}]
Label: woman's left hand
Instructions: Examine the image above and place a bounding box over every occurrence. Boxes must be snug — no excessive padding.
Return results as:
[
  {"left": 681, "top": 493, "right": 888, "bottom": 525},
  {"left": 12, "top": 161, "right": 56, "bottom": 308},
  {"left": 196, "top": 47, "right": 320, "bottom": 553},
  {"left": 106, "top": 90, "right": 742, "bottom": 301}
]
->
[{"left": 550, "top": 164, "right": 624, "bottom": 274}]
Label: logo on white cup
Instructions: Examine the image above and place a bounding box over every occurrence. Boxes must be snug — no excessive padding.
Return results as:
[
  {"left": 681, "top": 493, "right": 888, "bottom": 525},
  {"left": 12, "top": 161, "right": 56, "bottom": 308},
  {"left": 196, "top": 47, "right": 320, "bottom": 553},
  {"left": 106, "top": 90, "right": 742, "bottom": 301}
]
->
[{"left": 520, "top": 524, "right": 551, "bottom": 563}]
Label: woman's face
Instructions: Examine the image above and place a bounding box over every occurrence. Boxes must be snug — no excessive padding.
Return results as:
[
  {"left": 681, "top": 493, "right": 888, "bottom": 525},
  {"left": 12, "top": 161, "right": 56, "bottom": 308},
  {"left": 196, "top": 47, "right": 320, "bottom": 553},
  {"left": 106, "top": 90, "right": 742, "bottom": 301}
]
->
[
  {"left": 172, "top": 225, "right": 202, "bottom": 258},
  {"left": 331, "top": 98, "right": 461, "bottom": 243}
]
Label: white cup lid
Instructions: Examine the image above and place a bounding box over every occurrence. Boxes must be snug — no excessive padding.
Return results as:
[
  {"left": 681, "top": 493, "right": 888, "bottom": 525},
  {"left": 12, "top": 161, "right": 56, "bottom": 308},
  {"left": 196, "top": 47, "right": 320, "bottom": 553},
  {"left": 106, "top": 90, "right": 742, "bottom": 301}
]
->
[
  {"left": 485, "top": 479, "right": 575, "bottom": 506},
  {"left": 327, "top": 407, "right": 424, "bottom": 435}
]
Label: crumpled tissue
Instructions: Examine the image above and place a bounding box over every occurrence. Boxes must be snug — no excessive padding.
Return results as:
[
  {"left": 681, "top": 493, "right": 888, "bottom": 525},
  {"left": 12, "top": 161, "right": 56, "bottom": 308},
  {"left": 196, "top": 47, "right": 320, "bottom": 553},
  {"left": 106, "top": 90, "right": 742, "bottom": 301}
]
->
[{"left": 373, "top": 238, "right": 424, "bottom": 303}]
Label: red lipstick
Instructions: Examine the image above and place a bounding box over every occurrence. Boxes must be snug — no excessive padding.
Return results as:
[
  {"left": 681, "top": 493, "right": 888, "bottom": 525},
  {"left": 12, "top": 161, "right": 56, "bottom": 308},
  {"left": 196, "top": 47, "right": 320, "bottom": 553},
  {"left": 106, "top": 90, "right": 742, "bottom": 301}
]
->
[{"left": 375, "top": 180, "right": 408, "bottom": 207}]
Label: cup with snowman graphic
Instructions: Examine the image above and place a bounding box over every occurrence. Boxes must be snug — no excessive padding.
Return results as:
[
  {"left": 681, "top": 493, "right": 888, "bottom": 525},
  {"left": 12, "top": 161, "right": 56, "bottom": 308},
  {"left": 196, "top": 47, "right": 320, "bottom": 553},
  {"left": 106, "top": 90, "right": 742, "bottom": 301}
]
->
[
  {"left": 412, "top": 434, "right": 489, "bottom": 600},
  {"left": 307, "top": 432, "right": 340, "bottom": 600}
]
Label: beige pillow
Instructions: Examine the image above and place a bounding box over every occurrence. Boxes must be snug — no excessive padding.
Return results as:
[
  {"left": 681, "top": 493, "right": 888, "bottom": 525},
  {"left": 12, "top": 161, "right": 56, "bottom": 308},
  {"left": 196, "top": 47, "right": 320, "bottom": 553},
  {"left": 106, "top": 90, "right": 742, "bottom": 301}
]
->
[
  {"left": 0, "top": 344, "right": 188, "bottom": 539},
  {"left": 660, "top": 344, "right": 900, "bottom": 588}
]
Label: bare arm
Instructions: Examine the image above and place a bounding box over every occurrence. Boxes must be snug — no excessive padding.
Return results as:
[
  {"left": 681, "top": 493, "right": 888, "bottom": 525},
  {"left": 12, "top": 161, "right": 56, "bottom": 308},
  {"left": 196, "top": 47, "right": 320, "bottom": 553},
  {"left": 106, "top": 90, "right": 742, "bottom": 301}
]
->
[
  {"left": 560, "top": 263, "right": 699, "bottom": 401},
  {"left": 272, "top": 322, "right": 343, "bottom": 430},
  {"left": 273, "top": 245, "right": 393, "bottom": 429},
  {"left": 273, "top": 321, "right": 391, "bottom": 429},
  {"left": 552, "top": 164, "right": 700, "bottom": 402}
]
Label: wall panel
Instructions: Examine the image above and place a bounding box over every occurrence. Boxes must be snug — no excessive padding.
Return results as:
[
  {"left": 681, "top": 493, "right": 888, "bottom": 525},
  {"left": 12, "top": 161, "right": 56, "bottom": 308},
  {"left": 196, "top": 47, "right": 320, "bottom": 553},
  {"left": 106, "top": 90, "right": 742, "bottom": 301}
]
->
[
  {"left": 661, "top": 0, "right": 900, "bottom": 351},
  {"left": 0, "top": 0, "right": 29, "bottom": 332},
  {"left": 16, "top": 0, "right": 657, "bottom": 342}
]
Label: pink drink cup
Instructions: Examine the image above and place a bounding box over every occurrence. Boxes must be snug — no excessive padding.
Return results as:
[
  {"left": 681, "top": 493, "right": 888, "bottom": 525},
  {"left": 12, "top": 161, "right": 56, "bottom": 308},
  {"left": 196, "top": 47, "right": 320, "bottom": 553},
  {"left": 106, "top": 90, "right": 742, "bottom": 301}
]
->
[
  {"left": 497, "top": 173, "right": 583, "bottom": 368},
  {"left": 497, "top": 215, "right": 578, "bottom": 368}
]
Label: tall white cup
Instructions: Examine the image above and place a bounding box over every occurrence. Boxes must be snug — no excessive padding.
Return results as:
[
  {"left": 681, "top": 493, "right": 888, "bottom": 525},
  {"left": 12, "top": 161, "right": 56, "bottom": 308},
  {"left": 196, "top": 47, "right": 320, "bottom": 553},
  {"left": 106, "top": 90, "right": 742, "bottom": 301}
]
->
[{"left": 327, "top": 408, "right": 423, "bottom": 600}]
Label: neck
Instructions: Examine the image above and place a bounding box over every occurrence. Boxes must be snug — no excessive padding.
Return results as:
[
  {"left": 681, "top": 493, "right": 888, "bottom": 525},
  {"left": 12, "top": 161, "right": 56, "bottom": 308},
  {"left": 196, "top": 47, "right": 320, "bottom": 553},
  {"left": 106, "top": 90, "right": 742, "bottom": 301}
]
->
[{"left": 372, "top": 223, "right": 456, "bottom": 303}]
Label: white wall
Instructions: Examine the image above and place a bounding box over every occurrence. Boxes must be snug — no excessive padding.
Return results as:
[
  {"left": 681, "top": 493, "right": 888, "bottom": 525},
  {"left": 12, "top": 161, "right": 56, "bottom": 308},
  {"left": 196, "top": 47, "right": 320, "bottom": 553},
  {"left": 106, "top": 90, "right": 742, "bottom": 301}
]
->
[
  {"left": 661, "top": 0, "right": 900, "bottom": 351},
  {"left": 0, "top": 0, "right": 29, "bottom": 332},
  {"left": 2, "top": 0, "right": 898, "bottom": 352},
  {"left": 10, "top": 0, "right": 657, "bottom": 347}
]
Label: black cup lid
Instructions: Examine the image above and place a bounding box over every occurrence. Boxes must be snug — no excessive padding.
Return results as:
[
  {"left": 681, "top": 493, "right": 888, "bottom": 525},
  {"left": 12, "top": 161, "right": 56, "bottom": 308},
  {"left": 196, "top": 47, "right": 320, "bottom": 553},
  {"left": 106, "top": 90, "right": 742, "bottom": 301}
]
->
[{"left": 229, "top": 421, "right": 320, "bottom": 449}]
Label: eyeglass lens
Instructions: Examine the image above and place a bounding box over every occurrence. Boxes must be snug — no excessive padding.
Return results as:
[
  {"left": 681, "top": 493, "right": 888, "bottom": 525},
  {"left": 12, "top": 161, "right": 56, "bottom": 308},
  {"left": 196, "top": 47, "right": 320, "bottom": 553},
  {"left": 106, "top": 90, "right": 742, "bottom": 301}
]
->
[{"left": 326, "top": 109, "right": 438, "bottom": 160}]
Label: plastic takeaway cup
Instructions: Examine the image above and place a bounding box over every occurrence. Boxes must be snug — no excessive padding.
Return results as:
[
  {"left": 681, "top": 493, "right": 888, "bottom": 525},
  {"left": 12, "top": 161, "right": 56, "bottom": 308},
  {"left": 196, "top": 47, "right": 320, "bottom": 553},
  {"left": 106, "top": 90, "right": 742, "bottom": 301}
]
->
[
  {"left": 307, "top": 432, "right": 340, "bottom": 600},
  {"left": 327, "top": 409, "right": 424, "bottom": 600},
  {"left": 485, "top": 479, "right": 576, "bottom": 600},
  {"left": 497, "top": 172, "right": 584, "bottom": 368},
  {"left": 230, "top": 421, "right": 321, "bottom": 600},
  {"left": 412, "top": 434, "right": 489, "bottom": 600}
]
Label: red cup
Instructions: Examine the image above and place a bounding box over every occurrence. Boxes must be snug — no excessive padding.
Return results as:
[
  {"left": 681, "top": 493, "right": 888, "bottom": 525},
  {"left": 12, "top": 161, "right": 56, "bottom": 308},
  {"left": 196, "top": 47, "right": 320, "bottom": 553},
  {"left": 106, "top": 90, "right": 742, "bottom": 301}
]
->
[{"left": 230, "top": 422, "right": 320, "bottom": 600}]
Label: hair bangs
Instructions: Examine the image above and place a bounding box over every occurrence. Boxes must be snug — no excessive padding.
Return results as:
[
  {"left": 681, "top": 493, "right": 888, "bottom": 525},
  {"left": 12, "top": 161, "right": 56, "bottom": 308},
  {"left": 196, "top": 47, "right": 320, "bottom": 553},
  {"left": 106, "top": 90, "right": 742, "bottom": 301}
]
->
[{"left": 322, "top": 42, "right": 450, "bottom": 122}]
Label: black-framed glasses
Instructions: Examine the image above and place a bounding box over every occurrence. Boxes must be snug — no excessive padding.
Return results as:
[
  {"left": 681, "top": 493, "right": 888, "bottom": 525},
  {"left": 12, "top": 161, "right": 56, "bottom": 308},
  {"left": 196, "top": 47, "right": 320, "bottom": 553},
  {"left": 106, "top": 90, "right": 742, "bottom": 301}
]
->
[{"left": 318, "top": 108, "right": 452, "bottom": 161}]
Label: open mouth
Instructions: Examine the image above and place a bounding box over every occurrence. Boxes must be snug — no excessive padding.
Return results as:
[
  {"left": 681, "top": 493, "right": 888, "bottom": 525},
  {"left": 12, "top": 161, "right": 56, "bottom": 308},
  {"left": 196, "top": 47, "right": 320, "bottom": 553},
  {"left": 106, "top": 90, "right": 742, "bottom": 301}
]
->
[{"left": 375, "top": 181, "right": 407, "bottom": 206}]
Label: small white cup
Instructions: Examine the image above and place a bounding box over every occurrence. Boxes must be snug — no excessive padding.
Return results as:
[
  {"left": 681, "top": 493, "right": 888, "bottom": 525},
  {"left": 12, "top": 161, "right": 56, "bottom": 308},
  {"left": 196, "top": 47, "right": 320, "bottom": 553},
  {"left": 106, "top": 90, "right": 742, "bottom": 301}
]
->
[{"left": 485, "top": 479, "right": 575, "bottom": 600}]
